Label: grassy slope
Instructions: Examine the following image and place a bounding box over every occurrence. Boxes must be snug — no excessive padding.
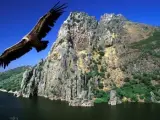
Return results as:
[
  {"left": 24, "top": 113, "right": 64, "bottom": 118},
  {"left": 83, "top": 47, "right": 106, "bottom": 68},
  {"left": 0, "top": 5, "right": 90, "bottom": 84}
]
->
[
  {"left": 131, "top": 30, "right": 160, "bottom": 58},
  {"left": 0, "top": 66, "right": 30, "bottom": 91}
]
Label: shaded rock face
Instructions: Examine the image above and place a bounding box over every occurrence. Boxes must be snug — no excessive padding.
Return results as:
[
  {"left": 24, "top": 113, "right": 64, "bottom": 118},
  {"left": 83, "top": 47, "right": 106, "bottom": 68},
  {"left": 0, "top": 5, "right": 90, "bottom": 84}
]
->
[
  {"left": 108, "top": 90, "right": 122, "bottom": 105},
  {"left": 20, "top": 12, "right": 157, "bottom": 106}
]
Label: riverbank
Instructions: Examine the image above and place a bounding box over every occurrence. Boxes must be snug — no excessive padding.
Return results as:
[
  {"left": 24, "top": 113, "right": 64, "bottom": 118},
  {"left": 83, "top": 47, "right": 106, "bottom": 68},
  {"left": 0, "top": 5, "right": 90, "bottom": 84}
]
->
[
  {"left": 0, "top": 89, "right": 94, "bottom": 107},
  {"left": 0, "top": 89, "right": 20, "bottom": 96},
  {"left": 1, "top": 88, "right": 160, "bottom": 107}
]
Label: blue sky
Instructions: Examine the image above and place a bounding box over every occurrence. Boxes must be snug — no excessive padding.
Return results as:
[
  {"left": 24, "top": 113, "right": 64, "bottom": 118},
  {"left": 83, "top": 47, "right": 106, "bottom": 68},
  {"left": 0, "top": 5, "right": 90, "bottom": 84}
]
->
[{"left": 0, "top": 0, "right": 160, "bottom": 72}]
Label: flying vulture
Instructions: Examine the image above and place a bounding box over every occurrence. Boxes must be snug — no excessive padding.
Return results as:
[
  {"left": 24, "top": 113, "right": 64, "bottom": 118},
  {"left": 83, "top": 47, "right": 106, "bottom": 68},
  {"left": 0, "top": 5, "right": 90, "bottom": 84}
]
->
[{"left": 0, "top": 2, "right": 67, "bottom": 69}]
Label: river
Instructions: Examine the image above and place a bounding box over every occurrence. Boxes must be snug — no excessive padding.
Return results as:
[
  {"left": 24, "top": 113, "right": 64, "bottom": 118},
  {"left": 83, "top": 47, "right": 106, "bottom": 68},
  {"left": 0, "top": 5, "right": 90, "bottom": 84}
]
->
[{"left": 0, "top": 92, "right": 159, "bottom": 120}]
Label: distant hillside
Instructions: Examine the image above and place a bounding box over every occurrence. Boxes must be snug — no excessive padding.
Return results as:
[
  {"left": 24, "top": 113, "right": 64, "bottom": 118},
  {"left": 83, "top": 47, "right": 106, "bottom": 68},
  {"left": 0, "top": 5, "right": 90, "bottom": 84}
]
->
[{"left": 0, "top": 66, "right": 31, "bottom": 91}]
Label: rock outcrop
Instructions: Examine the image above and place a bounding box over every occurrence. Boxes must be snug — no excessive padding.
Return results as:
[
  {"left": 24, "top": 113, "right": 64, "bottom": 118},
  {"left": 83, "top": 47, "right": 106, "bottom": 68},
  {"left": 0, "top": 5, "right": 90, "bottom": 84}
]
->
[
  {"left": 20, "top": 12, "right": 159, "bottom": 106},
  {"left": 108, "top": 90, "right": 122, "bottom": 105}
]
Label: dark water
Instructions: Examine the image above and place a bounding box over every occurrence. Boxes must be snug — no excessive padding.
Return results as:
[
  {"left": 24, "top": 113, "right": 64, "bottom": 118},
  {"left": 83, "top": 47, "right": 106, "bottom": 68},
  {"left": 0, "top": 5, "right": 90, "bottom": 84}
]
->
[{"left": 0, "top": 92, "right": 159, "bottom": 120}]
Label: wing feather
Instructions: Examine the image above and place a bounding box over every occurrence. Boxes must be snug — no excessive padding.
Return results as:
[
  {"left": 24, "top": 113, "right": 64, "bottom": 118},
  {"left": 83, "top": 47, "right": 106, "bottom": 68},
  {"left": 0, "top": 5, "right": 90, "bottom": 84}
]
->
[
  {"left": 0, "top": 40, "right": 32, "bottom": 68},
  {"left": 29, "top": 2, "right": 67, "bottom": 39}
]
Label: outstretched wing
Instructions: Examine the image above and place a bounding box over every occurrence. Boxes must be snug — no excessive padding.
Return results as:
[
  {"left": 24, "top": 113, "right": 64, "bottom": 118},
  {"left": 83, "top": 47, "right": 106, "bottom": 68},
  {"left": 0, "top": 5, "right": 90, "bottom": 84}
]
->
[
  {"left": 29, "top": 1, "right": 67, "bottom": 40},
  {"left": 0, "top": 40, "right": 32, "bottom": 68}
]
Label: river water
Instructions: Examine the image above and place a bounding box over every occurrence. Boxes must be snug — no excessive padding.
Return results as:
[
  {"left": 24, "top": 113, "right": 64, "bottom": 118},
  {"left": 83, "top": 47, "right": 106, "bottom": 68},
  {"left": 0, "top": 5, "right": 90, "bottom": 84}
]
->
[{"left": 0, "top": 92, "right": 159, "bottom": 120}]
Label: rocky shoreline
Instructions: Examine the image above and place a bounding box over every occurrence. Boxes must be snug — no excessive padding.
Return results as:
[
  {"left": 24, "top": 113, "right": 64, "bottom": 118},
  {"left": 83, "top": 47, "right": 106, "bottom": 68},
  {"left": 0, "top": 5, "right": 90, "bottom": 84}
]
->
[
  {"left": 0, "top": 89, "right": 94, "bottom": 107},
  {"left": 1, "top": 88, "right": 160, "bottom": 107},
  {"left": 0, "top": 89, "right": 21, "bottom": 97},
  {"left": 0, "top": 88, "right": 119, "bottom": 107}
]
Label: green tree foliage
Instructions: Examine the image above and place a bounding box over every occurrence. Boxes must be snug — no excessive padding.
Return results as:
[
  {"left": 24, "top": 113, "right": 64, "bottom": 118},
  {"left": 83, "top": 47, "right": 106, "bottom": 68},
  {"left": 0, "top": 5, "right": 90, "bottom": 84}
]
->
[
  {"left": 86, "top": 64, "right": 105, "bottom": 80},
  {"left": 116, "top": 70, "right": 160, "bottom": 103},
  {"left": 0, "top": 66, "right": 30, "bottom": 91},
  {"left": 94, "top": 90, "right": 110, "bottom": 103}
]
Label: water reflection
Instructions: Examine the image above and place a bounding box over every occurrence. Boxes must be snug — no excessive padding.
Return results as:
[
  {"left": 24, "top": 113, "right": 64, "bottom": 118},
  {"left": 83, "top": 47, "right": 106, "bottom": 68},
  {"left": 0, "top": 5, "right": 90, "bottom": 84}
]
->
[{"left": 0, "top": 92, "right": 159, "bottom": 120}]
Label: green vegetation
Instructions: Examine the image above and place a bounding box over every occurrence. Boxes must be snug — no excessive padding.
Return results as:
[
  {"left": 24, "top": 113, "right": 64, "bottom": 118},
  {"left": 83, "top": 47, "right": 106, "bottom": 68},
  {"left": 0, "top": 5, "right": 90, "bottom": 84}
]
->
[
  {"left": 94, "top": 90, "right": 110, "bottom": 103},
  {"left": 0, "top": 66, "right": 30, "bottom": 91},
  {"left": 99, "top": 51, "right": 105, "bottom": 57},
  {"left": 85, "top": 62, "right": 106, "bottom": 93},
  {"left": 86, "top": 63, "right": 105, "bottom": 80},
  {"left": 98, "top": 48, "right": 105, "bottom": 59},
  {"left": 131, "top": 30, "right": 160, "bottom": 58},
  {"left": 84, "top": 52, "right": 107, "bottom": 103},
  {"left": 116, "top": 70, "right": 160, "bottom": 103},
  {"left": 118, "top": 30, "right": 160, "bottom": 103}
]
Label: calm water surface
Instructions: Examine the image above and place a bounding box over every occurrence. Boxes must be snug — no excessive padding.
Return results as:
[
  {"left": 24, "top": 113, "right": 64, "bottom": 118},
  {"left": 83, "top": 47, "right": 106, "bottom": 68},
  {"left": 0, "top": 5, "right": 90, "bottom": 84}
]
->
[{"left": 0, "top": 92, "right": 159, "bottom": 120}]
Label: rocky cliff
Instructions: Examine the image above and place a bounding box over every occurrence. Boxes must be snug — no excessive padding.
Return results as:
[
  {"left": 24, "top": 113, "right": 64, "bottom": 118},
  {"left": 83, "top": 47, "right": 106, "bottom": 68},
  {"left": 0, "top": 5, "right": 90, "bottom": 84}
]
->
[{"left": 20, "top": 12, "right": 160, "bottom": 106}]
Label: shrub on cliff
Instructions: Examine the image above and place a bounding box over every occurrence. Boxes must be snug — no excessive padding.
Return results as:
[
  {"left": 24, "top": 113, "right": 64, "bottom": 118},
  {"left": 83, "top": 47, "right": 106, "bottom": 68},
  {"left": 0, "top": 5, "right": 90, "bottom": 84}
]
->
[{"left": 94, "top": 90, "right": 110, "bottom": 103}]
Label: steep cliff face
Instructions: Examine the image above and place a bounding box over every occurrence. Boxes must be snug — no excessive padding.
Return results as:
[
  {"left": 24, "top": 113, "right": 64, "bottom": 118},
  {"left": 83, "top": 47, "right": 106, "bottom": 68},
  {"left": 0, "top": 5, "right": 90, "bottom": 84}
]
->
[{"left": 20, "top": 12, "right": 160, "bottom": 106}]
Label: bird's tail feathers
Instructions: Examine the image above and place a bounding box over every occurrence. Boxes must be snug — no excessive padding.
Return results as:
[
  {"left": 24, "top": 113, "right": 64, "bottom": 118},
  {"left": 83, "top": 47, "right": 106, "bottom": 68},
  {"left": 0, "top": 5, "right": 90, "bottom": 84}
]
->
[
  {"left": 0, "top": 57, "right": 9, "bottom": 69},
  {"left": 35, "top": 41, "right": 49, "bottom": 52}
]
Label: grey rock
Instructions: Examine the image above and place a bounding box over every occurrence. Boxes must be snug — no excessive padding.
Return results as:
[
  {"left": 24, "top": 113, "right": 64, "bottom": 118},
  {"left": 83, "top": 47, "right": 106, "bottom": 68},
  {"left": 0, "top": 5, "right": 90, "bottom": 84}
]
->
[
  {"left": 108, "top": 90, "right": 122, "bottom": 105},
  {"left": 20, "top": 11, "right": 157, "bottom": 107},
  {"left": 150, "top": 91, "right": 160, "bottom": 103}
]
